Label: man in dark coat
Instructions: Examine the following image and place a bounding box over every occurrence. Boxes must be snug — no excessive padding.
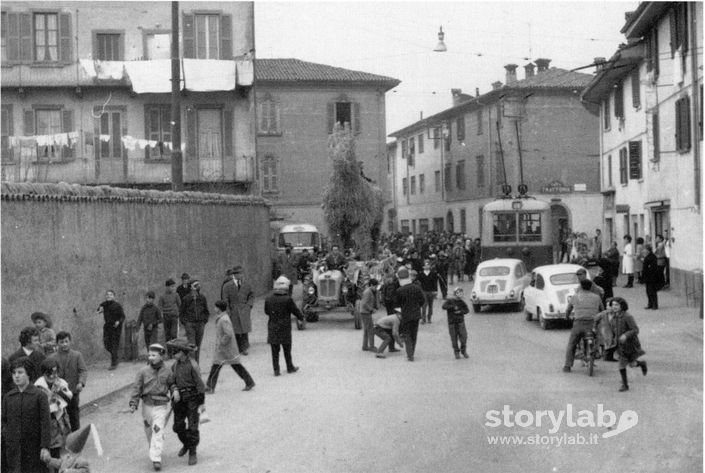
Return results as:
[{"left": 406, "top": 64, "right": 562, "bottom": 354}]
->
[
  {"left": 393, "top": 267, "right": 426, "bottom": 362},
  {"left": 8, "top": 327, "right": 46, "bottom": 382},
  {"left": 223, "top": 266, "right": 255, "bottom": 355},
  {"left": 180, "top": 280, "right": 210, "bottom": 363},
  {"left": 416, "top": 260, "right": 440, "bottom": 324},
  {"left": 97, "top": 289, "right": 125, "bottom": 370},
  {"left": 2, "top": 357, "right": 52, "bottom": 473},
  {"left": 264, "top": 276, "right": 305, "bottom": 376},
  {"left": 177, "top": 273, "right": 192, "bottom": 304},
  {"left": 641, "top": 244, "right": 660, "bottom": 310}
]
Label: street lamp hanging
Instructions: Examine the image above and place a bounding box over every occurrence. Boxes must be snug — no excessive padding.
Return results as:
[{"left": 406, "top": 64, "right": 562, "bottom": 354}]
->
[{"left": 433, "top": 26, "right": 447, "bottom": 52}]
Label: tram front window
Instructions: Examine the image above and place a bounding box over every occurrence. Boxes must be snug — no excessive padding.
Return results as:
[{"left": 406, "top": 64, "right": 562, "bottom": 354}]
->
[
  {"left": 493, "top": 213, "right": 517, "bottom": 242},
  {"left": 519, "top": 212, "right": 542, "bottom": 242}
]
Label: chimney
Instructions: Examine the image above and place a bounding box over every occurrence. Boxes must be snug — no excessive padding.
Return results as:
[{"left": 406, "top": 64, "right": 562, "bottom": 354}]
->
[
  {"left": 504, "top": 64, "right": 518, "bottom": 85},
  {"left": 451, "top": 88, "right": 473, "bottom": 106},
  {"left": 420, "top": 111, "right": 423, "bottom": 120},
  {"left": 593, "top": 57, "right": 607, "bottom": 72},
  {"left": 535, "top": 58, "right": 551, "bottom": 73},
  {"left": 524, "top": 62, "right": 535, "bottom": 79},
  {"left": 476, "top": 87, "right": 480, "bottom": 97},
  {"left": 491, "top": 81, "right": 503, "bottom": 90},
  {"left": 624, "top": 11, "right": 634, "bottom": 23}
]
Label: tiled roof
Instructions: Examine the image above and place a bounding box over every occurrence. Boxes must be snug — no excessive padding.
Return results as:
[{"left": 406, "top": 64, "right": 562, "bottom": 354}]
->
[
  {"left": 255, "top": 58, "right": 400, "bottom": 88},
  {"left": 510, "top": 67, "right": 594, "bottom": 89}
]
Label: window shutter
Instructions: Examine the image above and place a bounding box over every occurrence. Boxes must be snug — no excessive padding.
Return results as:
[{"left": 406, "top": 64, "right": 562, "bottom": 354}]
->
[
  {"left": 676, "top": 98, "right": 683, "bottom": 150},
  {"left": 220, "top": 14, "right": 232, "bottom": 60},
  {"left": 679, "top": 3, "right": 688, "bottom": 53},
  {"left": 24, "top": 109, "right": 34, "bottom": 136},
  {"left": 679, "top": 96, "right": 691, "bottom": 152},
  {"left": 352, "top": 102, "right": 360, "bottom": 134},
  {"left": 223, "top": 109, "right": 233, "bottom": 157},
  {"left": 631, "top": 70, "right": 640, "bottom": 108},
  {"left": 62, "top": 110, "right": 74, "bottom": 159},
  {"left": 144, "top": 106, "right": 151, "bottom": 160},
  {"left": 652, "top": 112, "right": 660, "bottom": 162},
  {"left": 669, "top": 8, "right": 677, "bottom": 58},
  {"left": 59, "top": 13, "right": 72, "bottom": 64},
  {"left": 6, "top": 13, "right": 18, "bottom": 61},
  {"left": 186, "top": 107, "right": 196, "bottom": 159},
  {"left": 645, "top": 32, "right": 653, "bottom": 72},
  {"left": 327, "top": 103, "right": 335, "bottom": 134},
  {"left": 182, "top": 14, "right": 194, "bottom": 59},
  {"left": 19, "top": 12, "right": 31, "bottom": 62},
  {"left": 614, "top": 84, "right": 624, "bottom": 118},
  {"left": 628, "top": 140, "right": 641, "bottom": 180},
  {"left": 274, "top": 102, "right": 280, "bottom": 134}
]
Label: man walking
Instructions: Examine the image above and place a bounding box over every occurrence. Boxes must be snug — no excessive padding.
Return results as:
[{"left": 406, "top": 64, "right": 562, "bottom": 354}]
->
[
  {"left": 223, "top": 266, "right": 255, "bottom": 355},
  {"left": 393, "top": 267, "right": 426, "bottom": 362},
  {"left": 416, "top": 260, "right": 439, "bottom": 324},
  {"left": 97, "top": 290, "right": 125, "bottom": 370},
  {"left": 180, "top": 280, "right": 209, "bottom": 363}
]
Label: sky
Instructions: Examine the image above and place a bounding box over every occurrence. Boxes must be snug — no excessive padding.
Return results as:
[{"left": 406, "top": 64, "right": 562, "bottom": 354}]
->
[{"left": 254, "top": 1, "right": 640, "bottom": 136}]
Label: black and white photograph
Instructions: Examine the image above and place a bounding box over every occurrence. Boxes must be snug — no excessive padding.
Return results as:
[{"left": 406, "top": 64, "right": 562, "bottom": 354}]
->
[{"left": 1, "top": 1, "right": 702, "bottom": 472}]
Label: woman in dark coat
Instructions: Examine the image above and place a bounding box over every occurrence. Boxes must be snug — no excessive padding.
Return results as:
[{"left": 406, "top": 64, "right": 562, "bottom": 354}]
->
[
  {"left": 2, "top": 357, "right": 52, "bottom": 473},
  {"left": 264, "top": 276, "right": 305, "bottom": 376}
]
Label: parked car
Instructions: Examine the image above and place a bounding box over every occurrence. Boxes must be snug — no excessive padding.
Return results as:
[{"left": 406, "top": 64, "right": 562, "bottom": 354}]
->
[
  {"left": 523, "top": 263, "right": 591, "bottom": 330},
  {"left": 469, "top": 258, "right": 531, "bottom": 313}
]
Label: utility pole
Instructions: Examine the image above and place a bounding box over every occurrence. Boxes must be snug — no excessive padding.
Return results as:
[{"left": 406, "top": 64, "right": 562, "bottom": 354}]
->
[{"left": 170, "top": 1, "right": 183, "bottom": 190}]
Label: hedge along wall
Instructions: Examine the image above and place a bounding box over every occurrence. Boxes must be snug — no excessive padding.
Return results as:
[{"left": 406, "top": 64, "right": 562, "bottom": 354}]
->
[{"left": 1, "top": 182, "right": 271, "bottom": 362}]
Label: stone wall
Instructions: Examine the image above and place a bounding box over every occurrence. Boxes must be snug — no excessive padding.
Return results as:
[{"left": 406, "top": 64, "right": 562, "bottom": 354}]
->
[{"left": 1, "top": 183, "right": 270, "bottom": 361}]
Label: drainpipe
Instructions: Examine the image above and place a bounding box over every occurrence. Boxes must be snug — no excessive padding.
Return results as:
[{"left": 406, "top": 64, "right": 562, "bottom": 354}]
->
[{"left": 690, "top": 2, "right": 701, "bottom": 209}]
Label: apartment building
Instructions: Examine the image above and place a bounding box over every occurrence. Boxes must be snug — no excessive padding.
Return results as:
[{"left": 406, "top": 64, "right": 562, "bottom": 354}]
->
[
  {"left": 1, "top": 1, "right": 255, "bottom": 192},
  {"left": 582, "top": 1, "right": 702, "bottom": 303}
]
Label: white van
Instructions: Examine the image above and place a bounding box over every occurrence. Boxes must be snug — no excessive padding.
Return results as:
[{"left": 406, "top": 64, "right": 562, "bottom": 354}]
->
[{"left": 277, "top": 224, "right": 322, "bottom": 254}]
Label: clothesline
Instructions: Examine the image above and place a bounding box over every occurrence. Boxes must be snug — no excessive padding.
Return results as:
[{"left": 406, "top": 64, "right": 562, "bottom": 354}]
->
[
  {"left": 9, "top": 132, "right": 80, "bottom": 148},
  {"left": 8, "top": 132, "right": 185, "bottom": 152}
]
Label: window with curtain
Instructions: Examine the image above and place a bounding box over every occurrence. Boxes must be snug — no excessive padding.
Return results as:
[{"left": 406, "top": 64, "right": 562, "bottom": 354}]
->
[
  {"left": 262, "top": 155, "right": 279, "bottom": 193},
  {"left": 34, "top": 12, "right": 58, "bottom": 62},
  {"left": 144, "top": 105, "right": 171, "bottom": 160}
]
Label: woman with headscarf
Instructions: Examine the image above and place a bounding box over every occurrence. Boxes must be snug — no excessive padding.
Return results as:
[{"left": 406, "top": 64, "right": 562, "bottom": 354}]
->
[{"left": 264, "top": 276, "right": 305, "bottom": 376}]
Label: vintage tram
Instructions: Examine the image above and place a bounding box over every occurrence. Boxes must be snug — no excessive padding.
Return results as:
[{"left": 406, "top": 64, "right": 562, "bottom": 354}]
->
[{"left": 480, "top": 197, "right": 552, "bottom": 271}]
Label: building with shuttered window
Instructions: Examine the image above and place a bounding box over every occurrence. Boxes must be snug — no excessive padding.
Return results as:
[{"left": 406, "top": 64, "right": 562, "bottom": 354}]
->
[
  {"left": 254, "top": 58, "right": 399, "bottom": 233},
  {"left": 1, "top": 1, "right": 256, "bottom": 192},
  {"left": 581, "top": 1, "right": 702, "bottom": 304}
]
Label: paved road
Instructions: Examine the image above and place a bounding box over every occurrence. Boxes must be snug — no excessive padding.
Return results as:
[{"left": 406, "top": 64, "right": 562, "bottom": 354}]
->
[{"left": 78, "top": 280, "right": 702, "bottom": 473}]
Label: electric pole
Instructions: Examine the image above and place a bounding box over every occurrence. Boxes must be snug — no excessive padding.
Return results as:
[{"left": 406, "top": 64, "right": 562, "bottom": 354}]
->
[{"left": 170, "top": 1, "right": 183, "bottom": 190}]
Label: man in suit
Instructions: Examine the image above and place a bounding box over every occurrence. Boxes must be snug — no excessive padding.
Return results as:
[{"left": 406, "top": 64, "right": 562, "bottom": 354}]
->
[
  {"left": 223, "top": 266, "right": 255, "bottom": 355},
  {"left": 8, "top": 326, "right": 46, "bottom": 382},
  {"left": 642, "top": 244, "right": 660, "bottom": 310}
]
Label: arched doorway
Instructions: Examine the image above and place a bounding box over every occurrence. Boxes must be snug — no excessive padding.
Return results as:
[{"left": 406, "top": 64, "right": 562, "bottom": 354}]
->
[
  {"left": 551, "top": 203, "right": 570, "bottom": 263},
  {"left": 446, "top": 210, "right": 454, "bottom": 233}
]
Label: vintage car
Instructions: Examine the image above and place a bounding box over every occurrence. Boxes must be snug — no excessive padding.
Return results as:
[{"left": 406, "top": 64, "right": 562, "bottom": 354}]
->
[
  {"left": 300, "top": 259, "right": 363, "bottom": 329},
  {"left": 469, "top": 258, "right": 531, "bottom": 313},
  {"left": 523, "top": 263, "right": 591, "bottom": 330}
]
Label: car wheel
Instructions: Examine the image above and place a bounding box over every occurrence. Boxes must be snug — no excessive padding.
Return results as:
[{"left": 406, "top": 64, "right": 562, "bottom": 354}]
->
[
  {"left": 538, "top": 308, "right": 549, "bottom": 330},
  {"left": 524, "top": 299, "right": 532, "bottom": 321},
  {"left": 472, "top": 303, "right": 481, "bottom": 313}
]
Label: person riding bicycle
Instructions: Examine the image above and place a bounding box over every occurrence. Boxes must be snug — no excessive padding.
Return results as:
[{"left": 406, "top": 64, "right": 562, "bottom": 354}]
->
[{"left": 562, "top": 278, "right": 604, "bottom": 372}]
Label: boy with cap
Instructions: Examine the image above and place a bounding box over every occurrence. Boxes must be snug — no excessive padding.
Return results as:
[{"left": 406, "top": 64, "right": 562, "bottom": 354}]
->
[
  {"left": 129, "top": 343, "right": 175, "bottom": 471},
  {"left": 158, "top": 279, "right": 181, "bottom": 345},
  {"left": 167, "top": 338, "right": 206, "bottom": 466},
  {"left": 138, "top": 291, "right": 163, "bottom": 351},
  {"left": 441, "top": 288, "right": 470, "bottom": 359},
  {"left": 32, "top": 312, "right": 57, "bottom": 355},
  {"left": 176, "top": 273, "right": 191, "bottom": 304}
]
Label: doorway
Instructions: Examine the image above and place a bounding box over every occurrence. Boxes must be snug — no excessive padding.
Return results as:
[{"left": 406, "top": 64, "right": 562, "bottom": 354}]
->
[
  {"left": 446, "top": 210, "right": 454, "bottom": 233},
  {"left": 197, "top": 109, "right": 223, "bottom": 181},
  {"left": 551, "top": 203, "right": 569, "bottom": 263}
]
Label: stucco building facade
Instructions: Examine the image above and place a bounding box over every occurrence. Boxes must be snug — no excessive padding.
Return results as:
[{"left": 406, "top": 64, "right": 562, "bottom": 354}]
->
[
  {"left": 1, "top": 1, "right": 256, "bottom": 192},
  {"left": 254, "top": 58, "right": 399, "bottom": 235},
  {"left": 387, "top": 61, "right": 601, "bottom": 261},
  {"left": 582, "top": 1, "right": 702, "bottom": 304}
]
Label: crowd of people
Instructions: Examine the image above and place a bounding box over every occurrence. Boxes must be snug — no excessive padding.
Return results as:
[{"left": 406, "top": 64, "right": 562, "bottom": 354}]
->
[{"left": 2, "top": 227, "right": 663, "bottom": 472}]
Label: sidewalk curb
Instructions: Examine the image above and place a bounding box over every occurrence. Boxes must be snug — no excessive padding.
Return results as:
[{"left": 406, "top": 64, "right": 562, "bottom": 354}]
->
[{"left": 80, "top": 383, "right": 133, "bottom": 416}]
